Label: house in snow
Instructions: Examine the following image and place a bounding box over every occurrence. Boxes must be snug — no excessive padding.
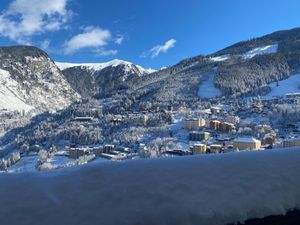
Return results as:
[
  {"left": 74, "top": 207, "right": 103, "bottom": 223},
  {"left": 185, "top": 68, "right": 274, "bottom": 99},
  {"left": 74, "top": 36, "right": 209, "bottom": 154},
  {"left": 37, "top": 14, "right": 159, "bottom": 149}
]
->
[
  {"left": 189, "top": 131, "right": 211, "bottom": 141},
  {"left": 219, "top": 122, "right": 235, "bottom": 133},
  {"left": 190, "top": 144, "right": 207, "bottom": 155},
  {"left": 233, "top": 137, "right": 261, "bottom": 151},
  {"left": 184, "top": 118, "right": 205, "bottom": 131}
]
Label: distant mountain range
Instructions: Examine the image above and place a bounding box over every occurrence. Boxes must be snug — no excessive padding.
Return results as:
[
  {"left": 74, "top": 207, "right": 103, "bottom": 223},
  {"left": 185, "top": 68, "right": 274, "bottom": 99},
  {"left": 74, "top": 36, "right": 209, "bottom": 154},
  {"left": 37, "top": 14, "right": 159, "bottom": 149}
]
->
[
  {"left": 56, "top": 59, "right": 156, "bottom": 98},
  {"left": 1, "top": 27, "right": 300, "bottom": 113}
]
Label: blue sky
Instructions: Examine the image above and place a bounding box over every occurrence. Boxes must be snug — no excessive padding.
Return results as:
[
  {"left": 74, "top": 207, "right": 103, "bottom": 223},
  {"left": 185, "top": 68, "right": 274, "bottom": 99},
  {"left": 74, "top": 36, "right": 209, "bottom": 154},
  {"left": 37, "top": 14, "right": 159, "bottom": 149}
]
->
[{"left": 0, "top": 0, "right": 300, "bottom": 69}]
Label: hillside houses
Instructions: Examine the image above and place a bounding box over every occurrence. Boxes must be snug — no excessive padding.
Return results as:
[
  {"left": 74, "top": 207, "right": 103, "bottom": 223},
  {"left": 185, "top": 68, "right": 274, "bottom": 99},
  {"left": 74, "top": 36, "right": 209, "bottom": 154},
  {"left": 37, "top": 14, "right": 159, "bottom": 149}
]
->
[{"left": 283, "top": 137, "right": 300, "bottom": 148}]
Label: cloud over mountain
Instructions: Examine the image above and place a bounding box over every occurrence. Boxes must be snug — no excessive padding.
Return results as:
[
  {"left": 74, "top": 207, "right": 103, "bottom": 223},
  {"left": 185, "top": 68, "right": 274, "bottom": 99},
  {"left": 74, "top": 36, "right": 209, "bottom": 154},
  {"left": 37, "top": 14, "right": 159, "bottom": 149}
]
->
[
  {"left": 0, "top": 0, "right": 72, "bottom": 44},
  {"left": 142, "top": 39, "right": 176, "bottom": 58}
]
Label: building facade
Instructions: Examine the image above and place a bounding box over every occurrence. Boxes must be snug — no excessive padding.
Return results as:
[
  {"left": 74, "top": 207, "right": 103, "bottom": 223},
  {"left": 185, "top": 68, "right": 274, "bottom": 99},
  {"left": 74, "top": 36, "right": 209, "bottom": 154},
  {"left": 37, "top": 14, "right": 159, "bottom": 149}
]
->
[
  {"left": 184, "top": 118, "right": 206, "bottom": 130},
  {"left": 233, "top": 138, "right": 261, "bottom": 150},
  {"left": 189, "top": 131, "right": 211, "bottom": 141}
]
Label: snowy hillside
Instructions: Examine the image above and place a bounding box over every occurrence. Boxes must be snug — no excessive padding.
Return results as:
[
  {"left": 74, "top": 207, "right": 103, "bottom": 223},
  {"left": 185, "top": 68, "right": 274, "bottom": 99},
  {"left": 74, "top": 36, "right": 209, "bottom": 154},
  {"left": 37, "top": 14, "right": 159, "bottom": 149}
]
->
[
  {"left": 243, "top": 44, "right": 278, "bottom": 59},
  {"left": 0, "top": 69, "right": 33, "bottom": 112},
  {"left": 263, "top": 73, "right": 300, "bottom": 99},
  {"left": 57, "top": 59, "right": 156, "bottom": 98},
  {"left": 0, "top": 46, "right": 80, "bottom": 113},
  {"left": 198, "top": 73, "right": 222, "bottom": 98},
  {"left": 1, "top": 148, "right": 300, "bottom": 225},
  {"left": 55, "top": 59, "right": 156, "bottom": 75},
  {"left": 209, "top": 54, "right": 230, "bottom": 62}
]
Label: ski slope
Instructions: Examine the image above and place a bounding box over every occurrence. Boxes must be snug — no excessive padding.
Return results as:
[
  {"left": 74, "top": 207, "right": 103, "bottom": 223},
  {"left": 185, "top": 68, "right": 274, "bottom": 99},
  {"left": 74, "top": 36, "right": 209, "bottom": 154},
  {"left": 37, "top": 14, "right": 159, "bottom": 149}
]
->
[
  {"left": 209, "top": 54, "right": 230, "bottom": 62},
  {"left": 198, "top": 74, "right": 222, "bottom": 98},
  {"left": 243, "top": 44, "right": 278, "bottom": 59},
  {"left": 1, "top": 148, "right": 300, "bottom": 225},
  {"left": 263, "top": 73, "right": 300, "bottom": 99}
]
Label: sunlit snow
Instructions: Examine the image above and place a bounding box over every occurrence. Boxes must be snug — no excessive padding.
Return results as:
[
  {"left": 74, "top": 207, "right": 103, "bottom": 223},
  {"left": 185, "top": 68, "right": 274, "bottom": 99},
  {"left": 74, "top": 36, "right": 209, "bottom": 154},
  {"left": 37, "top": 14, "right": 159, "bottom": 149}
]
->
[
  {"left": 198, "top": 74, "right": 222, "bottom": 98},
  {"left": 243, "top": 44, "right": 278, "bottom": 59},
  {"left": 1, "top": 148, "right": 300, "bottom": 225},
  {"left": 55, "top": 59, "right": 156, "bottom": 74},
  {"left": 263, "top": 73, "right": 300, "bottom": 99},
  {"left": 209, "top": 54, "right": 230, "bottom": 62}
]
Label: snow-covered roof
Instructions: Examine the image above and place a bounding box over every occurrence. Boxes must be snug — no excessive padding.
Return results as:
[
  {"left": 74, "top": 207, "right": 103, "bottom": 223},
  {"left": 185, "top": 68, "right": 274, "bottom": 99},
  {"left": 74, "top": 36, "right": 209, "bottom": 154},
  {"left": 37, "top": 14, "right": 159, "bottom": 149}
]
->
[
  {"left": 190, "top": 131, "right": 210, "bottom": 135},
  {"left": 1, "top": 148, "right": 300, "bottom": 225},
  {"left": 234, "top": 137, "right": 260, "bottom": 143}
]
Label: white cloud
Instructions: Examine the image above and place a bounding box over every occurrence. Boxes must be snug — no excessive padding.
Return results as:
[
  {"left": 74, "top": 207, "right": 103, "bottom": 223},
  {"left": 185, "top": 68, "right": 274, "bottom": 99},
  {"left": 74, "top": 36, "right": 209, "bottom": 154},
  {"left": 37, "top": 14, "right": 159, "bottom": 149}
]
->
[
  {"left": 115, "top": 35, "right": 124, "bottom": 45},
  {"left": 94, "top": 48, "right": 118, "bottom": 56},
  {"left": 0, "top": 0, "right": 72, "bottom": 44},
  {"left": 40, "top": 40, "right": 51, "bottom": 50},
  {"left": 142, "top": 39, "right": 176, "bottom": 58},
  {"left": 64, "top": 26, "right": 112, "bottom": 54}
]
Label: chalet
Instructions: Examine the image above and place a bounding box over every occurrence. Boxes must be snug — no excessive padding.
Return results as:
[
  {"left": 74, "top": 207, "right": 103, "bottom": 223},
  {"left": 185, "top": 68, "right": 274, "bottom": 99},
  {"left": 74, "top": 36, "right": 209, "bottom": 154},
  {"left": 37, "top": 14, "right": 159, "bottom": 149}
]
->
[{"left": 233, "top": 137, "right": 261, "bottom": 150}]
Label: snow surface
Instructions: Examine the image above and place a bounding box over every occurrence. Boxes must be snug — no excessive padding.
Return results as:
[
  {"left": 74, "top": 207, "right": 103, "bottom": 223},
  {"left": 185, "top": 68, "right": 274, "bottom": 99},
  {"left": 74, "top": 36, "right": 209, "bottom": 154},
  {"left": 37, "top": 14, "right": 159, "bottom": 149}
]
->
[
  {"left": 55, "top": 59, "right": 156, "bottom": 74},
  {"left": 263, "top": 73, "right": 300, "bottom": 99},
  {"left": 234, "top": 137, "right": 260, "bottom": 143},
  {"left": 209, "top": 54, "right": 230, "bottom": 62},
  {"left": 1, "top": 148, "right": 300, "bottom": 225},
  {"left": 0, "top": 69, "right": 34, "bottom": 112},
  {"left": 7, "top": 156, "right": 76, "bottom": 173},
  {"left": 243, "top": 44, "right": 278, "bottom": 59},
  {"left": 198, "top": 74, "right": 222, "bottom": 98},
  {"left": 0, "top": 56, "right": 80, "bottom": 113}
]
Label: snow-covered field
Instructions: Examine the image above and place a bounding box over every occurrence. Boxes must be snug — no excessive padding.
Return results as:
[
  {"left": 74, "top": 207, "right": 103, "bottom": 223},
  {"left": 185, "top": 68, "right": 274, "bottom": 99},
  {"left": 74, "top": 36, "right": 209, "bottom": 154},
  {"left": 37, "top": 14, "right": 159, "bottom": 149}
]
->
[
  {"left": 198, "top": 74, "right": 222, "bottom": 98},
  {"left": 1, "top": 148, "right": 300, "bottom": 225},
  {"left": 7, "top": 155, "right": 76, "bottom": 173},
  {"left": 263, "top": 73, "right": 300, "bottom": 99},
  {"left": 243, "top": 44, "right": 278, "bottom": 59}
]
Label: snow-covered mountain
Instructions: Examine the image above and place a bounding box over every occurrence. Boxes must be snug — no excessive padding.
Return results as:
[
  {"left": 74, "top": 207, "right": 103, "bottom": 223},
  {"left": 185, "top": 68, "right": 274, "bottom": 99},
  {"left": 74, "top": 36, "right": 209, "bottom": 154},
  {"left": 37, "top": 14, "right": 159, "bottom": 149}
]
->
[
  {"left": 56, "top": 59, "right": 156, "bottom": 98},
  {"left": 0, "top": 46, "right": 80, "bottom": 113},
  {"left": 55, "top": 59, "right": 156, "bottom": 74}
]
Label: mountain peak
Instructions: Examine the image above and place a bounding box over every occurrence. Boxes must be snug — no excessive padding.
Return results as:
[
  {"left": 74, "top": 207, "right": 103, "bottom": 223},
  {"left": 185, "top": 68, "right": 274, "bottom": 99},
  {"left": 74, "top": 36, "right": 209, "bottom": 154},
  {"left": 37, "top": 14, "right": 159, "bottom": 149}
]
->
[{"left": 55, "top": 59, "right": 156, "bottom": 74}]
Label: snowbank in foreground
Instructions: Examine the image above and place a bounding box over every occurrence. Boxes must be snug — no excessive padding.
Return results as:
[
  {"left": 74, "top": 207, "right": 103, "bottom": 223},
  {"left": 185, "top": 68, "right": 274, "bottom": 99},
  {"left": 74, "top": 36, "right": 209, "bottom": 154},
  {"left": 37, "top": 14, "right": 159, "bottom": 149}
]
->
[{"left": 1, "top": 148, "right": 300, "bottom": 225}]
